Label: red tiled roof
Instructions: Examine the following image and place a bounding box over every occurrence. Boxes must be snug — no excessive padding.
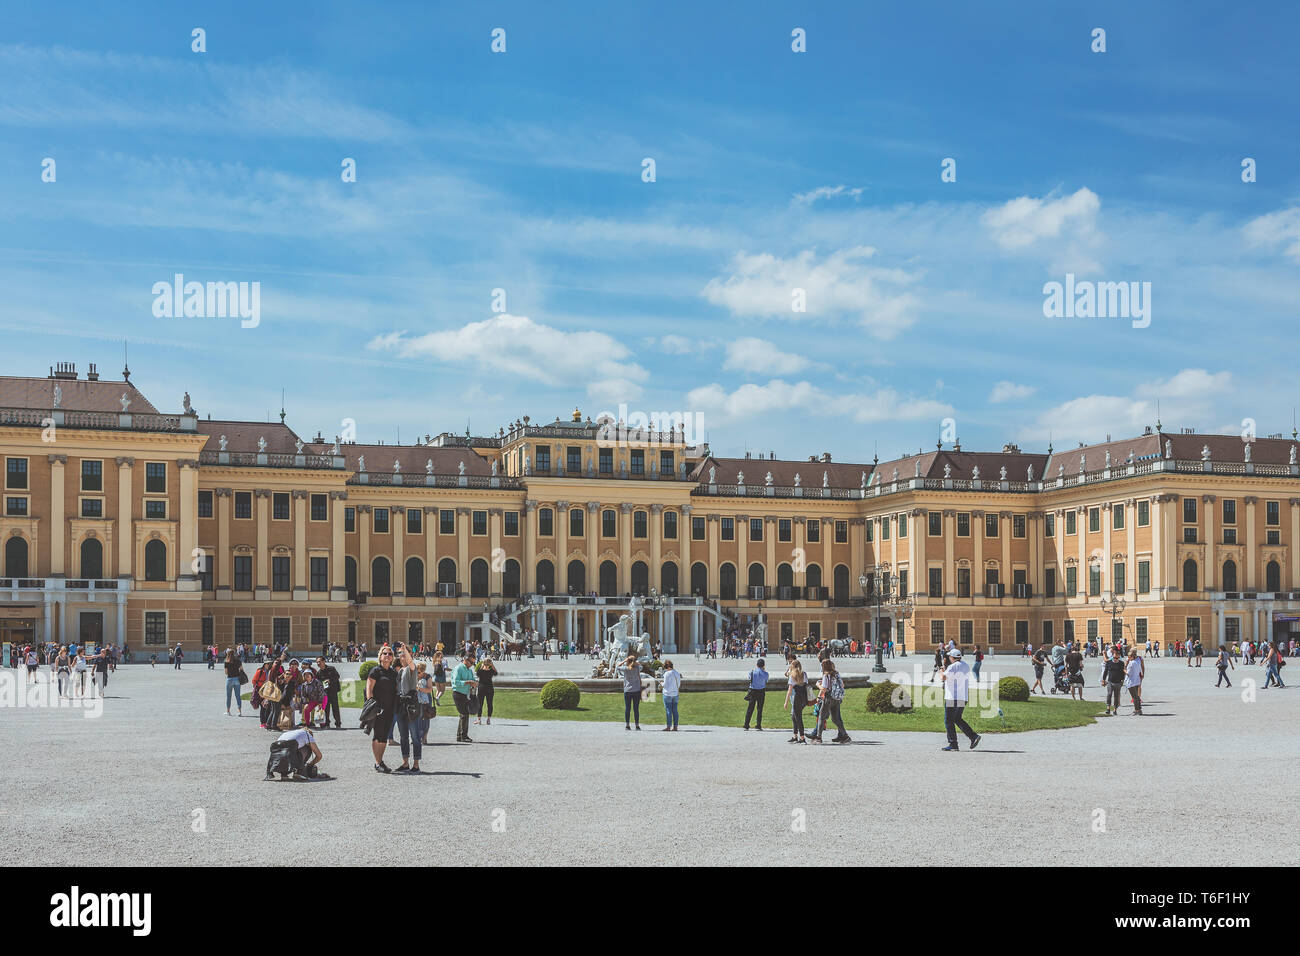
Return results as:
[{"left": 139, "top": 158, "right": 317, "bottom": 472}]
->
[
  {"left": 0, "top": 376, "right": 159, "bottom": 414},
  {"left": 304, "top": 443, "right": 494, "bottom": 476},
  {"left": 197, "top": 420, "right": 304, "bottom": 455}
]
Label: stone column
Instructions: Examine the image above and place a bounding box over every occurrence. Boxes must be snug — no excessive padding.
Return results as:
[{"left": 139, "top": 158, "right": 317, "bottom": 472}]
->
[
  {"left": 357, "top": 506, "right": 372, "bottom": 596},
  {"left": 555, "top": 501, "right": 568, "bottom": 593},
  {"left": 392, "top": 506, "right": 406, "bottom": 601},
  {"left": 177, "top": 459, "right": 199, "bottom": 587},
  {"left": 49, "top": 454, "right": 67, "bottom": 576},
  {"left": 736, "top": 513, "right": 749, "bottom": 598},
  {"left": 216, "top": 488, "right": 232, "bottom": 590},
  {"left": 424, "top": 507, "right": 437, "bottom": 602},
  {"left": 1102, "top": 501, "right": 1113, "bottom": 592},
  {"left": 1203, "top": 495, "right": 1217, "bottom": 590},
  {"left": 973, "top": 510, "right": 985, "bottom": 595},
  {"left": 1244, "top": 497, "right": 1258, "bottom": 589},
  {"left": 650, "top": 504, "right": 664, "bottom": 593},
  {"left": 254, "top": 489, "right": 271, "bottom": 598},
  {"left": 680, "top": 504, "right": 692, "bottom": 590},
  {"left": 115, "top": 457, "right": 134, "bottom": 579},
  {"left": 457, "top": 508, "right": 471, "bottom": 597},
  {"left": 944, "top": 511, "right": 956, "bottom": 597},
  {"left": 707, "top": 514, "right": 719, "bottom": 596},
  {"left": 1291, "top": 499, "right": 1300, "bottom": 589},
  {"left": 293, "top": 490, "right": 308, "bottom": 597},
  {"left": 330, "top": 492, "right": 347, "bottom": 600},
  {"left": 523, "top": 500, "right": 537, "bottom": 593},
  {"left": 586, "top": 502, "right": 599, "bottom": 593},
  {"left": 1150, "top": 496, "right": 1163, "bottom": 592},
  {"left": 1125, "top": 500, "right": 1137, "bottom": 600},
  {"left": 490, "top": 508, "right": 504, "bottom": 596}
]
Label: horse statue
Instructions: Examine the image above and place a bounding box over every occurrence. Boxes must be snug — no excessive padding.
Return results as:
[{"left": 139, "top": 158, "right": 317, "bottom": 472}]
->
[{"left": 594, "top": 614, "right": 654, "bottom": 676}]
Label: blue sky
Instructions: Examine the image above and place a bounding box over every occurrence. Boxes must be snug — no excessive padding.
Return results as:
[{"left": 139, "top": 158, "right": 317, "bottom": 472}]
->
[{"left": 3, "top": 1, "right": 1299, "bottom": 461}]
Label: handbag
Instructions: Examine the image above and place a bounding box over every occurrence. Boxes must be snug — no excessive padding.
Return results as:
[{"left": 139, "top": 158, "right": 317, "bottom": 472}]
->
[
  {"left": 237, "top": 668, "right": 249, "bottom": 686},
  {"left": 260, "top": 681, "right": 283, "bottom": 703}
]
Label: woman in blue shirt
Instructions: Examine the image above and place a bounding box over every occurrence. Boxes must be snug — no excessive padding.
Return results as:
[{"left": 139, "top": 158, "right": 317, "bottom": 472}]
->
[{"left": 451, "top": 652, "right": 479, "bottom": 742}]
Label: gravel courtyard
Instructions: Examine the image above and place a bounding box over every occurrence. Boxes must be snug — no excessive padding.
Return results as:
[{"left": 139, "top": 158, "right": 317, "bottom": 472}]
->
[{"left": 2, "top": 652, "right": 1292, "bottom": 866}]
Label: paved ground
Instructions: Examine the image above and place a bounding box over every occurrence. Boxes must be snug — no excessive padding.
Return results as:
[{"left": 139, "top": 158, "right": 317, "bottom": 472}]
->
[{"left": 1, "top": 652, "right": 1292, "bottom": 866}]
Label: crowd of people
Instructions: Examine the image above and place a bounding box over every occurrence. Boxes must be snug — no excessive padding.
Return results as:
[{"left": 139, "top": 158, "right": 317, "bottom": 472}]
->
[{"left": 10, "top": 641, "right": 116, "bottom": 696}]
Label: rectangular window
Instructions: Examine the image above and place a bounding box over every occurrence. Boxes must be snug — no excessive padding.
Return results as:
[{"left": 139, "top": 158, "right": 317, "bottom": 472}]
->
[
  {"left": 1088, "top": 565, "right": 1101, "bottom": 596},
  {"left": 274, "top": 618, "right": 291, "bottom": 645},
  {"left": 988, "top": 620, "right": 1002, "bottom": 645},
  {"left": 1063, "top": 619, "right": 1074, "bottom": 642},
  {"left": 985, "top": 513, "right": 999, "bottom": 537},
  {"left": 567, "top": 446, "right": 582, "bottom": 473},
  {"left": 721, "top": 517, "right": 734, "bottom": 541},
  {"left": 1112, "top": 504, "right": 1124, "bottom": 530},
  {"left": 1183, "top": 497, "right": 1197, "bottom": 523},
  {"left": 1065, "top": 566, "right": 1078, "bottom": 598},
  {"left": 235, "top": 492, "right": 252, "bottom": 520},
  {"left": 928, "top": 567, "right": 942, "bottom": 598},
  {"left": 272, "top": 556, "right": 290, "bottom": 592},
  {"left": 345, "top": 507, "right": 356, "bottom": 532},
  {"left": 145, "top": 462, "right": 166, "bottom": 493},
  {"left": 749, "top": 518, "right": 762, "bottom": 541},
  {"left": 985, "top": 567, "right": 1000, "bottom": 595},
  {"left": 1113, "top": 562, "right": 1126, "bottom": 594},
  {"left": 599, "top": 448, "right": 613, "bottom": 474},
  {"left": 145, "top": 500, "right": 166, "bottom": 519},
  {"left": 960, "top": 620, "right": 973, "bottom": 644},
  {"left": 928, "top": 512, "right": 942, "bottom": 536},
  {"left": 1088, "top": 507, "right": 1100, "bottom": 533},
  {"left": 692, "top": 516, "right": 705, "bottom": 541},
  {"left": 475, "top": 510, "right": 491, "bottom": 536},
  {"left": 5, "top": 457, "right": 27, "bottom": 490},
  {"left": 1267, "top": 530, "right": 1281, "bottom": 546},
  {"left": 1043, "top": 620, "right": 1054, "bottom": 644},
  {"left": 440, "top": 510, "right": 455, "bottom": 534},
  {"left": 1183, "top": 527, "right": 1198, "bottom": 543},
  {"left": 567, "top": 509, "right": 582, "bottom": 537},
  {"left": 957, "top": 513, "right": 970, "bottom": 537},
  {"left": 311, "top": 618, "right": 329, "bottom": 646},
  {"left": 310, "top": 493, "right": 328, "bottom": 521},
  {"left": 1223, "top": 528, "right": 1237, "bottom": 545},
  {"left": 505, "top": 511, "right": 520, "bottom": 536},
  {"left": 807, "top": 519, "right": 820, "bottom": 543},
  {"left": 1044, "top": 567, "right": 1056, "bottom": 599},
  {"left": 407, "top": 508, "right": 422, "bottom": 534},
  {"left": 930, "top": 620, "right": 945, "bottom": 645},
  {"left": 603, "top": 510, "right": 618, "bottom": 538},
  {"left": 1266, "top": 500, "right": 1280, "bottom": 526},
  {"left": 1111, "top": 618, "right": 1123, "bottom": 642},
  {"left": 273, "top": 492, "right": 290, "bottom": 521},
  {"left": 1066, "top": 510, "right": 1077, "bottom": 535},
  {"left": 198, "top": 490, "right": 213, "bottom": 518},
  {"left": 202, "top": 616, "right": 214, "bottom": 643},
  {"left": 199, "top": 554, "right": 213, "bottom": 591},
  {"left": 1137, "top": 560, "right": 1150, "bottom": 594},
  {"left": 81, "top": 459, "right": 102, "bottom": 491},
  {"left": 630, "top": 450, "right": 644, "bottom": 475},
  {"left": 1135, "top": 618, "right": 1148, "bottom": 643},
  {"left": 1087, "top": 619, "right": 1099, "bottom": 642},
  {"left": 957, "top": 567, "right": 971, "bottom": 598},
  {"left": 637, "top": 512, "right": 651, "bottom": 539},
  {"left": 660, "top": 451, "right": 674, "bottom": 475},
  {"left": 373, "top": 508, "right": 389, "bottom": 534},
  {"left": 536, "top": 447, "right": 551, "bottom": 473},
  {"left": 1013, "top": 514, "right": 1026, "bottom": 538},
  {"left": 881, "top": 517, "right": 890, "bottom": 540},
  {"left": 778, "top": 519, "right": 792, "bottom": 542},
  {"left": 234, "top": 556, "right": 253, "bottom": 591},
  {"left": 1222, "top": 499, "right": 1236, "bottom": 525},
  {"left": 234, "top": 618, "right": 253, "bottom": 643},
  {"left": 81, "top": 498, "right": 103, "bottom": 518},
  {"left": 1044, "top": 512, "right": 1055, "bottom": 537},
  {"left": 664, "top": 511, "right": 678, "bottom": 539},
  {"left": 144, "top": 611, "right": 167, "bottom": 646},
  {"left": 898, "top": 569, "right": 908, "bottom": 598},
  {"left": 1137, "top": 500, "right": 1150, "bottom": 526},
  {"left": 1014, "top": 620, "right": 1028, "bottom": 645},
  {"left": 310, "top": 556, "right": 328, "bottom": 592},
  {"left": 1186, "top": 618, "right": 1200, "bottom": 641},
  {"left": 835, "top": 520, "right": 848, "bottom": 543}
]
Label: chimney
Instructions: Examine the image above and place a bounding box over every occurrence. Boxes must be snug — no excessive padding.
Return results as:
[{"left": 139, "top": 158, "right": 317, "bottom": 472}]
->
[
  {"left": 86, "top": 363, "right": 99, "bottom": 381},
  {"left": 50, "top": 362, "right": 77, "bottom": 380},
  {"left": 821, "top": 452, "right": 831, "bottom": 463}
]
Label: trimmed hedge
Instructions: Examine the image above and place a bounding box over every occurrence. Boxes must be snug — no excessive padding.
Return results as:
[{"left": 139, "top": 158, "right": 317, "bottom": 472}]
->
[
  {"left": 540, "top": 678, "right": 581, "bottom": 710},
  {"left": 865, "top": 679, "right": 913, "bottom": 714},
  {"left": 998, "top": 675, "right": 1030, "bottom": 702},
  {"left": 358, "top": 660, "right": 378, "bottom": 682}
]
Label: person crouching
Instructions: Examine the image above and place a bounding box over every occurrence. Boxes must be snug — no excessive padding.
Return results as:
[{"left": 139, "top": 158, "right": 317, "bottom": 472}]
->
[{"left": 265, "top": 726, "right": 328, "bottom": 781}]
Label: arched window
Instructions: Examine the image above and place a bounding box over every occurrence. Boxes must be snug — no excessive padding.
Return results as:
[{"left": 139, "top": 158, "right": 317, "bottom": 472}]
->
[
  {"left": 748, "top": 563, "right": 765, "bottom": 589},
  {"left": 776, "top": 563, "right": 794, "bottom": 588},
  {"left": 503, "top": 559, "right": 521, "bottom": 598},
  {"left": 345, "top": 556, "right": 358, "bottom": 601},
  {"left": 1266, "top": 560, "right": 1282, "bottom": 593},
  {"left": 471, "top": 558, "right": 490, "bottom": 597},
  {"left": 81, "top": 538, "right": 104, "bottom": 580},
  {"left": 599, "top": 560, "right": 618, "bottom": 597},
  {"left": 806, "top": 564, "right": 822, "bottom": 590},
  {"left": 566, "top": 560, "right": 585, "bottom": 594},
  {"left": 536, "top": 559, "right": 555, "bottom": 595},
  {"left": 371, "top": 557, "right": 391, "bottom": 597},
  {"left": 405, "top": 557, "right": 424, "bottom": 598},
  {"left": 834, "top": 564, "right": 850, "bottom": 604},
  {"left": 1222, "top": 560, "right": 1237, "bottom": 593},
  {"left": 631, "top": 561, "right": 649, "bottom": 595},
  {"left": 438, "top": 558, "right": 457, "bottom": 584},
  {"left": 5, "top": 536, "right": 28, "bottom": 578},
  {"left": 144, "top": 539, "right": 167, "bottom": 582},
  {"left": 720, "top": 563, "right": 737, "bottom": 601},
  {"left": 1182, "top": 558, "right": 1198, "bottom": 593},
  {"left": 691, "top": 561, "right": 708, "bottom": 597},
  {"left": 661, "top": 561, "right": 679, "bottom": 595}
]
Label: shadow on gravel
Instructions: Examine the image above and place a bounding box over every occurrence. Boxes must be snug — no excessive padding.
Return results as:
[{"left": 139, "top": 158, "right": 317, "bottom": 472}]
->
[{"left": 969, "top": 749, "right": 1024, "bottom": 754}]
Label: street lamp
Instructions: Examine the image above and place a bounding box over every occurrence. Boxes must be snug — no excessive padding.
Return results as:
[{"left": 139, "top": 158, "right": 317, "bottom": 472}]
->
[
  {"left": 861, "top": 564, "right": 893, "bottom": 674},
  {"left": 1100, "top": 590, "right": 1126, "bottom": 655}
]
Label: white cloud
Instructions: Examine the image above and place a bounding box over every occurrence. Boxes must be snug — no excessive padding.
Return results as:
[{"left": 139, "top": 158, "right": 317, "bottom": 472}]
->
[
  {"left": 983, "top": 187, "right": 1101, "bottom": 249},
  {"left": 723, "top": 337, "right": 810, "bottom": 375},
  {"left": 989, "top": 381, "right": 1036, "bottom": 403},
  {"left": 702, "top": 246, "right": 920, "bottom": 338},
  {"left": 793, "top": 184, "right": 866, "bottom": 205},
  {"left": 367, "top": 314, "right": 648, "bottom": 402},
  {"left": 686, "top": 378, "right": 951, "bottom": 426},
  {"left": 1243, "top": 207, "right": 1300, "bottom": 262},
  {"left": 657, "top": 334, "right": 705, "bottom": 355},
  {"left": 1023, "top": 368, "right": 1233, "bottom": 443}
]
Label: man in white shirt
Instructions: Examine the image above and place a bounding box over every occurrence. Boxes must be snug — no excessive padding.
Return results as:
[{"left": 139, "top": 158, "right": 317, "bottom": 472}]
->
[
  {"left": 265, "top": 727, "right": 325, "bottom": 781},
  {"left": 940, "top": 648, "right": 981, "bottom": 751}
]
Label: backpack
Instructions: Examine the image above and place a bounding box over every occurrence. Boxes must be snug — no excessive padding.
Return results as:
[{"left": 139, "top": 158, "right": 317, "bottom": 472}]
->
[{"left": 829, "top": 673, "right": 845, "bottom": 701}]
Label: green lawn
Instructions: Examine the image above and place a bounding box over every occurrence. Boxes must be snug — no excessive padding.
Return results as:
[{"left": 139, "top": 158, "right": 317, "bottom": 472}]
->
[{"left": 332, "top": 679, "right": 1105, "bottom": 734}]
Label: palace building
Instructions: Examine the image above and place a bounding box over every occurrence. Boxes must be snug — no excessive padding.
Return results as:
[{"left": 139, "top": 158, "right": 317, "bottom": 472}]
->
[{"left": 2, "top": 361, "right": 1298, "bottom": 656}]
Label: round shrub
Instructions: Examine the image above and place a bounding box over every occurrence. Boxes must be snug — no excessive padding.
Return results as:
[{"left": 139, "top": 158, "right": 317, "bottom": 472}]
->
[
  {"left": 358, "top": 660, "right": 378, "bottom": 682},
  {"left": 865, "top": 679, "right": 913, "bottom": 714},
  {"left": 998, "top": 675, "right": 1030, "bottom": 702},
  {"left": 540, "top": 678, "right": 581, "bottom": 710}
]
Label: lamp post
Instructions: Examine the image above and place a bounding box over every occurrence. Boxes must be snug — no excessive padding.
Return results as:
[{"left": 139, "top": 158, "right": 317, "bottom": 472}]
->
[
  {"left": 1100, "top": 590, "right": 1126, "bottom": 655},
  {"left": 861, "top": 564, "right": 893, "bottom": 674}
]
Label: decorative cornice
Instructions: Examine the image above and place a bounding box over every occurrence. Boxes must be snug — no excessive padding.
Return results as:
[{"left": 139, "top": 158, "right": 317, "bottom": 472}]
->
[
  {"left": 47, "top": 454, "right": 67, "bottom": 465},
  {"left": 254, "top": 488, "right": 272, "bottom": 498},
  {"left": 115, "top": 457, "right": 135, "bottom": 467},
  {"left": 329, "top": 490, "right": 348, "bottom": 500}
]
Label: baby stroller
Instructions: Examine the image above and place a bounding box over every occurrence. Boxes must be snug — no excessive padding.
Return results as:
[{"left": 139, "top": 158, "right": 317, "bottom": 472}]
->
[{"left": 1049, "top": 662, "right": 1072, "bottom": 694}]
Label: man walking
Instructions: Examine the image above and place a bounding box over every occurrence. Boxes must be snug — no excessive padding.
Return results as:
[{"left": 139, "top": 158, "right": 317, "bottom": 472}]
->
[
  {"left": 1263, "top": 642, "right": 1285, "bottom": 689},
  {"left": 1215, "top": 644, "right": 1234, "bottom": 687},
  {"left": 1101, "top": 650, "right": 1125, "bottom": 715},
  {"left": 743, "top": 658, "right": 769, "bottom": 731},
  {"left": 1125, "top": 649, "right": 1145, "bottom": 715},
  {"left": 316, "top": 656, "right": 343, "bottom": 728},
  {"left": 940, "top": 648, "right": 980, "bottom": 751}
]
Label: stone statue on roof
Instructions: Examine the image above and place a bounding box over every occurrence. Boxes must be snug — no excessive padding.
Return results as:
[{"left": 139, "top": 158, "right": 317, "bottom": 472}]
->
[
  {"left": 822, "top": 470, "right": 828, "bottom": 488},
  {"left": 892, "top": 467, "right": 899, "bottom": 481},
  {"left": 1079, "top": 453, "right": 1086, "bottom": 473},
  {"left": 1027, "top": 464, "right": 1035, "bottom": 482},
  {"left": 794, "top": 472, "right": 802, "bottom": 487},
  {"left": 1127, "top": 449, "right": 1134, "bottom": 464},
  {"left": 491, "top": 459, "right": 498, "bottom": 476},
  {"left": 458, "top": 460, "right": 466, "bottom": 476},
  {"left": 120, "top": 392, "right": 131, "bottom": 412},
  {"left": 999, "top": 465, "right": 1007, "bottom": 481},
  {"left": 427, "top": 458, "right": 434, "bottom": 475},
  {"left": 1165, "top": 439, "right": 1172, "bottom": 459},
  {"left": 915, "top": 460, "right": 922, "bottom": 478},
  {"left": 1291, "top": 446, "right": 1297, "bottom": 466},
  {"left": 1104, "top": 450, "right": 1111, "bottom": 468},
  {"left": 358, "top": 455, "right": 366, "bottom": 472},
  {"left": 1058, "top": 463, "right": 1064, "bottom": 478},
  {"left": 737, "top": 471, "right": 745, "bottom": 485},
  {"left": 972, "top": 465, "right": 980, "bottom": 480},
  {"left": 52, "top": 385, "right": 62, "bottom": 409},
  {"left": 1244, "top": 442, "right": 1252, "bottom": 463},
  {"left": 393, "top": 458, "right": 401, "bottom": 474},
  {"left": 183, "top": 392, "right": 192, "bottom": 415},
  {"left": 219, "top": 434, "right": 228, "bottom": 451},
  {"left": 331, "top": 436, "right": 340, "bottom": 455},
  {"left": 1201, "top": 444, "right": 1210, "bottom": 462},
  {"left": 709, "top": 466, "right": 716, "bottom": 484},
  {"left": 765, "top": 471, "right": 773, "bottom": 486},
  {"left": 861, "top": 471, "right": 867, "bottom": 489},
  {"left": 257, "top": 436, "right": 267, "bottom": 453},
  {"left": 944, "top": 463, "right": 951, "bottom": 478},
  {"left": 295, "top": 439, "right": 303, "bottom": 454}
]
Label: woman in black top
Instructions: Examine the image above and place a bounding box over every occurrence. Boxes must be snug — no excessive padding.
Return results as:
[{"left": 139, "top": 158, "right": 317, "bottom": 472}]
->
[
  {"left": 366, "top": 645, "right": 399, "bottom": 773},
  {"left": 474, "top": 656, "right": 498, "bottom": 725},
  {"left": 223, "top": 649, "right": 245, "bottom": 716}
]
